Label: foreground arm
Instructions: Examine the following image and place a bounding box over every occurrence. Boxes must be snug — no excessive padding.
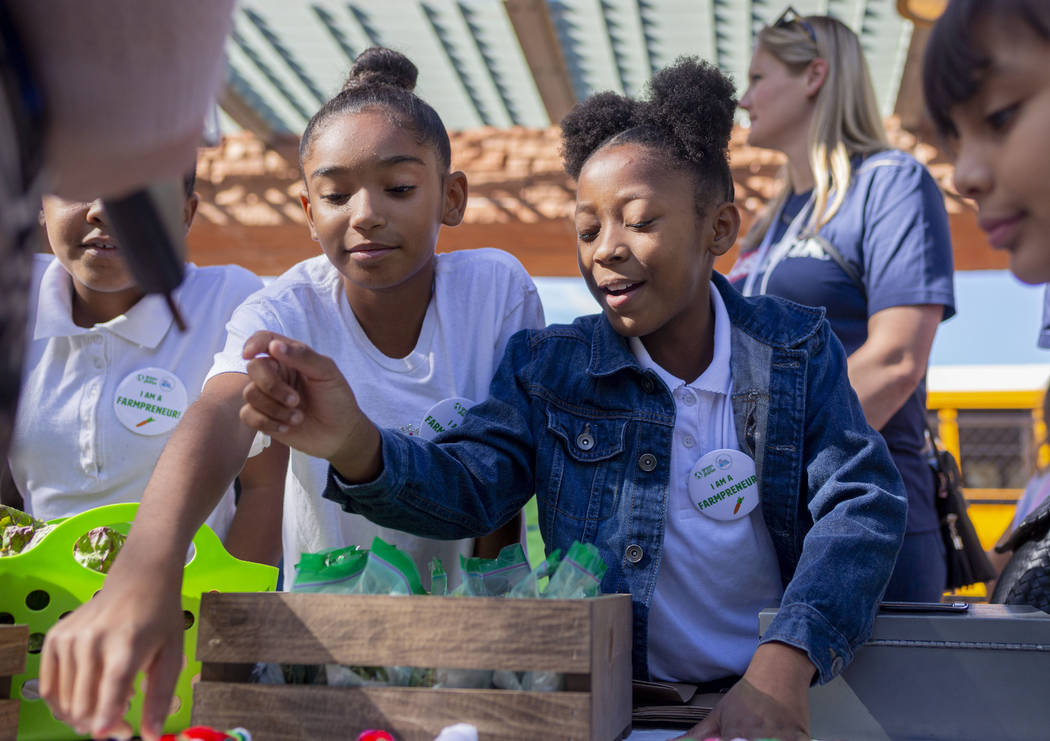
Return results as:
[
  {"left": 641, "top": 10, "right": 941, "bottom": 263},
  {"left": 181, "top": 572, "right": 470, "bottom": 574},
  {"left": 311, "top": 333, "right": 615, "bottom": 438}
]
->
[
  {"left": 847, "top": 304, "right": 941, "bottom": 430},
  {"left": 39, "top": 373, "right": 255, "bottom": 741},
  {"left": 239, "top": 331, "right": 534, "bottom": 539}
]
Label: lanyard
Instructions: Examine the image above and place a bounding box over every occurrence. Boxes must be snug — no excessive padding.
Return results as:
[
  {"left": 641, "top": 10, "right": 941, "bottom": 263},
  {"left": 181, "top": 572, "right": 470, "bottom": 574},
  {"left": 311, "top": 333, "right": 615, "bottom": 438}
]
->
[{"left": 741, "top": 195, "right": 814, "bottom": 298}]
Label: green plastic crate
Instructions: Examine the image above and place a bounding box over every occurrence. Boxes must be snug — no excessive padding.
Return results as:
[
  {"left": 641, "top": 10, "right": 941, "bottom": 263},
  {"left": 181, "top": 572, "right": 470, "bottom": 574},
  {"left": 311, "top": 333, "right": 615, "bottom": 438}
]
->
[{"left": 0, "top": 502, "right": 277, "bottom": 739}]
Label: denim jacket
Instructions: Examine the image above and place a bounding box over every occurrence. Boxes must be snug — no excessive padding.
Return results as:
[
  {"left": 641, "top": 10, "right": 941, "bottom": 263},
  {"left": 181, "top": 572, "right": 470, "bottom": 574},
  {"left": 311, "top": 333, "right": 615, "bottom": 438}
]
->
[{"left": 326, "top": 272, "right": 908, "bottom": 684}]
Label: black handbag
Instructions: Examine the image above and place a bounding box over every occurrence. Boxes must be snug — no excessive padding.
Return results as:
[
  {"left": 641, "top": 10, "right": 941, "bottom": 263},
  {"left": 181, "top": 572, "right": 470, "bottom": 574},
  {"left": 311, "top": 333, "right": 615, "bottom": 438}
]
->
[{"left": 925, "top": 421, "right": 997, "bottom": 590}]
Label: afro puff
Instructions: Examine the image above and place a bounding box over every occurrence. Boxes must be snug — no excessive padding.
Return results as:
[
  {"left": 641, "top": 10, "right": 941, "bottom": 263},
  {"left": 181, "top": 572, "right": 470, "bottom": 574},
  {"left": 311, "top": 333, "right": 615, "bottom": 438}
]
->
[{"left": 561, "top": 57, "right": 736, "bottom": 202}]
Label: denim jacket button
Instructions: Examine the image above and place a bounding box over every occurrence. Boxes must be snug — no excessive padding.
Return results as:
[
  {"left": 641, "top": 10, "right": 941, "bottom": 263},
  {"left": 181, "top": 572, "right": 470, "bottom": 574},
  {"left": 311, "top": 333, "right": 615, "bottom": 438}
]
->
[
  {"left": 625, "top": 544, "right": 644, "bottom": 564},
  {"left": 576, "top": 432, "right": 595, "bottom": 450},
  {"left": 641, "top": 376, "right": 655, "bottom": 393},
  {"left": 638, "top": 453, "right": 657, "bottom": 472},
  {"left": 830, "top": 656, "right": 844, "bottom": 676}
]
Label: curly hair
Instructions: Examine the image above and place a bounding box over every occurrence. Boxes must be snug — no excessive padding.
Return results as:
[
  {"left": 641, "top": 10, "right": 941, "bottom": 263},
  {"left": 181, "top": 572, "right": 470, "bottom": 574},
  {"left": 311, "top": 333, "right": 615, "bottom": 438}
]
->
[
  {"left": 299, "top": 47, "right": 451, "bottom": 177},
  {"left": 560, "top": 57, "right": 736, "bottom": 206}
]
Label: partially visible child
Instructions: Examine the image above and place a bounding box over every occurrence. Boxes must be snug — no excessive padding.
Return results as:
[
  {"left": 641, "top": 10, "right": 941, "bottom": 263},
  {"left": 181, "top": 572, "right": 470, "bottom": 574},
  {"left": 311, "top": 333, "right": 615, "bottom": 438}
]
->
[
  {"left": 923, "top": 0, "right": 1050, "bottom": 609},
  {"left": 39, "top": 47, "right": 543, "bottom": 740},
  {"left": 2, "top": 170, "right": 287, "bottom": 564},
  {"left": 236, "top": 58, "right": 907, "bottom": 741}
]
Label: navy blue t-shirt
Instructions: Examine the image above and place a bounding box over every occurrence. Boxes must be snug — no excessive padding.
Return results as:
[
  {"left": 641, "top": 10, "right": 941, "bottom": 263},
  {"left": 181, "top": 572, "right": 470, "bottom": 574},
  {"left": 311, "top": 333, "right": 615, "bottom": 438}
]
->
[{"left": 731, "top": 150, "right": 955, "bottom": 533}]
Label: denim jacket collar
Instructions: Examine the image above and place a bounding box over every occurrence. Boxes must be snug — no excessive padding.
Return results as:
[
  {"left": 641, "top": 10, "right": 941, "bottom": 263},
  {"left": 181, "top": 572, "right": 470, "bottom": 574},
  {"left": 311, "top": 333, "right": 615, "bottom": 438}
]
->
[{"left": 585, "top": 271, "right": 826, "bottom": 379}]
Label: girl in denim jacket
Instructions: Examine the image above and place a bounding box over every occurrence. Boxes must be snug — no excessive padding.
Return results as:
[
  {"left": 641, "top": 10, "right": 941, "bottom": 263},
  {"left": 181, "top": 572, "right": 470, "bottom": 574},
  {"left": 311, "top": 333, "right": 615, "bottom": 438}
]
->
[{"left": 236, "top": 58, "right": 907, "bottom": 741}]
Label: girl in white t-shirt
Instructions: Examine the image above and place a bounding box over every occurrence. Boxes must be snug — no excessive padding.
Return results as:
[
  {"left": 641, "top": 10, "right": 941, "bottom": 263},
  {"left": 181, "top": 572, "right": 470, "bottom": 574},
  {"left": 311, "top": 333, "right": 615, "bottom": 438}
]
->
[
  {"left": 39, "top": 45, "right": 543, "bottom": 741},
  {"left": 208, "top": 47, "right": 544, "bottom": 582},
  {"left": 2, "top": 171, "right": 287, "bottom": 565}
]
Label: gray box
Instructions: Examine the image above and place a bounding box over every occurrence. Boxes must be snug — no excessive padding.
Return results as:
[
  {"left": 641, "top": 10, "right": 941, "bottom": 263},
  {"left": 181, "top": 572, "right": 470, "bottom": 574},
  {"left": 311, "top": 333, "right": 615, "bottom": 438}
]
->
[{"left": 759, "top": 603, "right": 1050, "bottom": 740}]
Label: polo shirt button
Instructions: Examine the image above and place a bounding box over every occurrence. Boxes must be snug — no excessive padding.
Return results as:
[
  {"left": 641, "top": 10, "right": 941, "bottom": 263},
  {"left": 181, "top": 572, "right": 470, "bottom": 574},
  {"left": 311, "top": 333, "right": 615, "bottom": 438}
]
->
[
  {"left": 625, "top": 544, "right": 643, "bottom": 564},
  {"left": 682, "top": 434, "right": 696, "bottom": 448},
  {"left": 638, "top": 453, "right": 657, "bottom": 472}
]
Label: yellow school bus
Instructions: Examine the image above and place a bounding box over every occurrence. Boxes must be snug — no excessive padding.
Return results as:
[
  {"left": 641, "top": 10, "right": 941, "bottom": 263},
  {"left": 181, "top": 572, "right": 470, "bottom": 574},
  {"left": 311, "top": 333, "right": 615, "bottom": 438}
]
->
[{"left": 928, "top": 389, "right": 1047, "bottom": 597}]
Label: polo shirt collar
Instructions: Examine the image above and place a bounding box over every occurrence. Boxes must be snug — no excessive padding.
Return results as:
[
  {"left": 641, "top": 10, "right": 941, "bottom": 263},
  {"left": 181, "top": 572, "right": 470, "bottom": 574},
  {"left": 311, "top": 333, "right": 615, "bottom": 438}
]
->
[
  {"left": 628, "top": 281, "right": 732, "bottom": 395},
  {"left": 33, "top": 257, "right": 183, "bottom": 349}
]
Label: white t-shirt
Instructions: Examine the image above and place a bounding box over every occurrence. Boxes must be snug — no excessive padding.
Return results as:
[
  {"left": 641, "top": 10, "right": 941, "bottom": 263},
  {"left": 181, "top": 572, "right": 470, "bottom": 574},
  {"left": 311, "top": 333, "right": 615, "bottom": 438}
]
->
[
  {"left": 9, "top": 255, "right": 263, "bottom": 539},
  {"left": 631, "top": 284, "right": 783, "bottom": 682},
  {"left": 205, "top": 248, "right": 545, "bottom": 588}
]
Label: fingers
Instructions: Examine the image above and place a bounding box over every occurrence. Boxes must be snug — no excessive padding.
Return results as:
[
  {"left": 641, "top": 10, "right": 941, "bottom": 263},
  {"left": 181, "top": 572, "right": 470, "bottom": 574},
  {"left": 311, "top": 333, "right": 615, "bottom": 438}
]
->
[
  {"left": 91, "top": 642, "right": 142, "bottom": 738},
  {"left": 241, "top": 330, "right": 290, "bottom": 360},
  {"left": 139, "top": 640, "right": 184, "bottom": 741},
  {"left": 245, "top": 354, "right": 299, "bottom": 410},
  {"left": 240, "top": 379, "right": 302, "bottom": 436},
  {"left": 40, "top": 617, "right": 135, "bottom": 738},
  {"left": 243, "top": 333, "right": 340, "bottom": 381}
]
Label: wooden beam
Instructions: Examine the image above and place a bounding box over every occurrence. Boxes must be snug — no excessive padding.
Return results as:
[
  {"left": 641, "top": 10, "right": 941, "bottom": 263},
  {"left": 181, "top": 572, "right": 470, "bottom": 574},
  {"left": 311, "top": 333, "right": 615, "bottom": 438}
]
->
[
  {"left": 503, "top": 0, "right": 576, "bottom": 124},
  {"left": 893, "top": 24, "right": 929, "bottom": 134}
]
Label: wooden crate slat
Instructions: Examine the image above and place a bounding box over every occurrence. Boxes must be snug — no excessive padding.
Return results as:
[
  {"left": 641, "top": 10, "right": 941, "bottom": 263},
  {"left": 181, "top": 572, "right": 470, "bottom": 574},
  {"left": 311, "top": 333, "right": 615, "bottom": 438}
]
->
[
  {"left": 198, "top": 593, "right": 608, "bottom": 671},
  {"left": 0, "top": 698, "right": 19, "bottom": 741},
  {"left": 588, "top": 596, "right": 632, "bottom": 741},
  {"left": 194, "top": 683, "right": 594, "bottom": 741},
  {"left": 0, "top": 626, "right": 28, "bottom": 677}
]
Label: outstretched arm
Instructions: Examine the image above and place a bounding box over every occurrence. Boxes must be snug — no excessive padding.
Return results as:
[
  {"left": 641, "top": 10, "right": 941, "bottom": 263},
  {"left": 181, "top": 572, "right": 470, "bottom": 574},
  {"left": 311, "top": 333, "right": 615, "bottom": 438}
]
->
[{"left": 39, "top": 373, "right": 256, "bottom": 740}]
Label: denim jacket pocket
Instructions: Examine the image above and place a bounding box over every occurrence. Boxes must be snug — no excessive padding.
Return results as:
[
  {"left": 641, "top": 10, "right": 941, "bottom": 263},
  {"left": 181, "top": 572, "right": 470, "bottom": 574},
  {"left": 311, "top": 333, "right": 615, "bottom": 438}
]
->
[{"left": 544, "top": 407, "right": 629, "bottom": 522}]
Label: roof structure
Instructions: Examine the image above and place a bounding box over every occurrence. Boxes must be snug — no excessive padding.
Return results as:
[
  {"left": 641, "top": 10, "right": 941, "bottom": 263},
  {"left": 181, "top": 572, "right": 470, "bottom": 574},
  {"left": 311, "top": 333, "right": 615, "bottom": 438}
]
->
[
  {"left": 217, "top": 0, "right": 914, "bottom": 139},
  {"left": 187, "top": 118, "right": 999, "bottom": 278}
]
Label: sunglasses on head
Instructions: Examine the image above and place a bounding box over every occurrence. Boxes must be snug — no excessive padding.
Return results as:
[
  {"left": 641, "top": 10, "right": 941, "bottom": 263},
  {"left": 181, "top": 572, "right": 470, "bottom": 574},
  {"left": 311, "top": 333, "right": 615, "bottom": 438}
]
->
[{"left": 773, "top": 6, "right": 818, "bottom": 43}]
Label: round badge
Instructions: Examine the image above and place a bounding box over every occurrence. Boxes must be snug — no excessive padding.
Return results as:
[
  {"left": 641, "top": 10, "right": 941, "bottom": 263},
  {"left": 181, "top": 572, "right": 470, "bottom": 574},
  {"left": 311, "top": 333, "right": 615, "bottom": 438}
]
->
[
  {"left": 417, "top": 397, "right": 475, "bottom": 441},
  {"left": 686, "top": 448, "right": 759, "bottom": 521},
  {"left": 113, "top": 367, "right": 188, "bottom": 436}
]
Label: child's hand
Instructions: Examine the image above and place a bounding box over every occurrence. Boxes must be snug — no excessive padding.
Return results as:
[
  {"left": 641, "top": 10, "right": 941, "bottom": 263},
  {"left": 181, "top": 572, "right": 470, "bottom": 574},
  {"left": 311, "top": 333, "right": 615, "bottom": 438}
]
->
[
  {"left": 240, "top": 332, "right": 381, "bottom": 481},
  {"left": 678, "top": 642, "right": 814, "bottom": 741},
  {"left": 39, "top": 559, "right": 185, "bottom": 741}
]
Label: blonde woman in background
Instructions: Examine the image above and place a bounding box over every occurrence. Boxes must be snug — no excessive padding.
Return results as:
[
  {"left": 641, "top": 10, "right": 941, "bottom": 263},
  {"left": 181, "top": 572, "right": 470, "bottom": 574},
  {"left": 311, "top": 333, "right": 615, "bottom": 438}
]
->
[{"left": 728, "top": 8, "right": 955, "bottom": 602}]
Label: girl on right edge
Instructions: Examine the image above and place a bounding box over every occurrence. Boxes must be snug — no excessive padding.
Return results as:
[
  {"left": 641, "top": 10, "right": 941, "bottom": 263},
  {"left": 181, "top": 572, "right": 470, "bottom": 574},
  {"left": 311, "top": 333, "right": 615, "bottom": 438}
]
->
[{"left": 923, "top": 0, "right": 1050, "bottom": 611}]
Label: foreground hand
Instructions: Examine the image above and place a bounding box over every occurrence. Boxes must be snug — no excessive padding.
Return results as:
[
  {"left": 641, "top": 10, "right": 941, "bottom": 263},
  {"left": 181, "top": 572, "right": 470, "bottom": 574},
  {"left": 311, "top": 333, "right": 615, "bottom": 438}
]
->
[
  {"left": 679, "top": 642, "right": 814, "bottom": 741},
  {"left": 39, "top": 569, "right": 185, "bottom": 741},
  {"left": 241, "top": 332, "right": 364, "bottom": 459}
]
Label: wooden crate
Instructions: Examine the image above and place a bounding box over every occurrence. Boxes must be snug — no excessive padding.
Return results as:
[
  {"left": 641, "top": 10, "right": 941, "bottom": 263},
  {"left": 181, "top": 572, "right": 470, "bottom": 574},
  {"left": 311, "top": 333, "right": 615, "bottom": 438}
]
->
[
  {"left": 193, "top": 592, "right": 632, "bottom": 741},
  {"left": 0, "top": 625, "right": 28, "bottom": 741}
]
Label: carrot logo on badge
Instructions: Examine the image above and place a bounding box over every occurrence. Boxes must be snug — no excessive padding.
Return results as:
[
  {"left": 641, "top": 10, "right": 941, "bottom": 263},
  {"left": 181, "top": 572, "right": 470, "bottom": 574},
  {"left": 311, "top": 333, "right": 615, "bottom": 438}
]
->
[{"left": 733, "top": 496, "right": 744, "bottom": 515}]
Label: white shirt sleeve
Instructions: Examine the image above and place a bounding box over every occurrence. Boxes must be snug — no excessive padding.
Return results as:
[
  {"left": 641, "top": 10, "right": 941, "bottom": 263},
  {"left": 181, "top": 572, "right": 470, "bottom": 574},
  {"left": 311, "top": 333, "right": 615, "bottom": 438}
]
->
[
  {"left": 205, "top": 297, "right": 286, "bottom": 385},
  {"left": 492, "top": 258, "right": 546, "bottom": 364}
]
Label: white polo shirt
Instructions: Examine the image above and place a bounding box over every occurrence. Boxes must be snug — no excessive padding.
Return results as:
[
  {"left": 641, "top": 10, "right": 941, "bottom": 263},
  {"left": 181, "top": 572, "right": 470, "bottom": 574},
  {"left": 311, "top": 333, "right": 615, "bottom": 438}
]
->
[
  {"left": 631, "top": 283, "right": 783, "bottom": 682},
  {"left": 8, "top": 255, "right": 263, "bottom": 539}
]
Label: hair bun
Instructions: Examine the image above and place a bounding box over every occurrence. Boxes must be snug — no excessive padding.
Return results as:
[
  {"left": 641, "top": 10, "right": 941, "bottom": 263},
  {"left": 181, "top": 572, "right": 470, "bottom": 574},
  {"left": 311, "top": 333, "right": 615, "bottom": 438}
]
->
[{"left": 344, "top": 47, "right": 418, "bottom": 93}]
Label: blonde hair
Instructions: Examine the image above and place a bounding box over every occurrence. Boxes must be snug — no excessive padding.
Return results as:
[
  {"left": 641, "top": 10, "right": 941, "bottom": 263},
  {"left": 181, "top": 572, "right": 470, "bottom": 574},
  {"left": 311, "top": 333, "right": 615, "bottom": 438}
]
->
[{"left": 743, "top": 15, "right": 888, "bottom": 250}]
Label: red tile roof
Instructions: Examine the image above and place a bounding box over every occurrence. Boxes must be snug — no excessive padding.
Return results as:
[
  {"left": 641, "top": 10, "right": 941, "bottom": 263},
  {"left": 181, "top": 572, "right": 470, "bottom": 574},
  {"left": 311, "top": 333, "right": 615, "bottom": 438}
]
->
[{"left": 187, "top": 121, "right": 995, "bottom": 277}]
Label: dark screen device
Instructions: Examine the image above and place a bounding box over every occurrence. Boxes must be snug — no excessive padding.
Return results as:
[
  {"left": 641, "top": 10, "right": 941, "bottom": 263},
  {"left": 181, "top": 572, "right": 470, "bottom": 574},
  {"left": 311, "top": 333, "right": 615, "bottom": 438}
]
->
[
  {"left": 102, "top": 180, "right": 188, "bottom": 330},
  {"left": 879, "top": 601, "right": 970, "bottom": 613}
]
